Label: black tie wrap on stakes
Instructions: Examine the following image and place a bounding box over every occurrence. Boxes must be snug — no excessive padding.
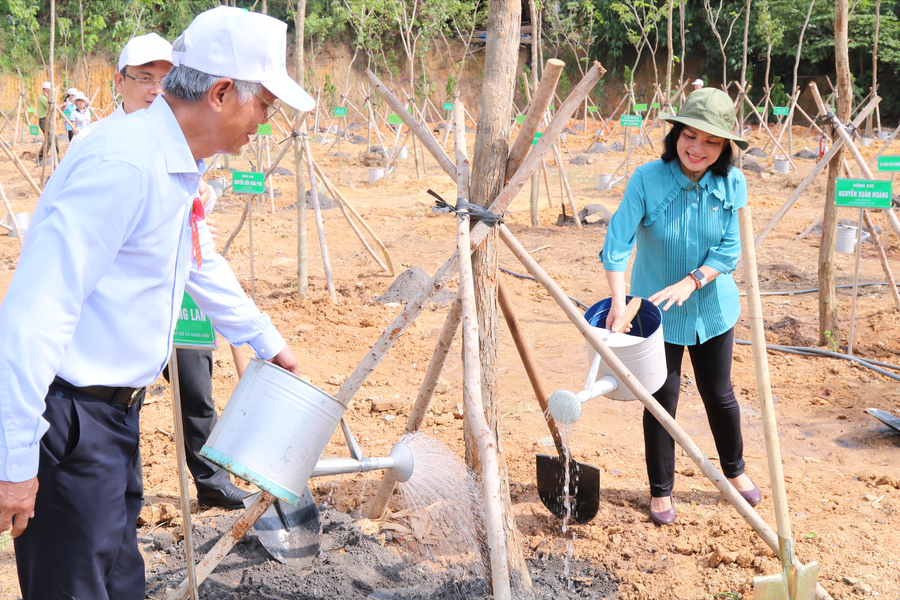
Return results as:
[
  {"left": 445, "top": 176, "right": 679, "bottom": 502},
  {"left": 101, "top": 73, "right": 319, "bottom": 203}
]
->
[{"left": 427, "top": 189, "right": 503, "bottom": 227}]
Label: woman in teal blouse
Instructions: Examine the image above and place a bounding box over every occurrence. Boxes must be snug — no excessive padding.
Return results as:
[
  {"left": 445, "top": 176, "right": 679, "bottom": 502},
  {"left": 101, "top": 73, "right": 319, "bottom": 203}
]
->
[{"left": 600, "top": 88, "right": 761, "bottom": 525}]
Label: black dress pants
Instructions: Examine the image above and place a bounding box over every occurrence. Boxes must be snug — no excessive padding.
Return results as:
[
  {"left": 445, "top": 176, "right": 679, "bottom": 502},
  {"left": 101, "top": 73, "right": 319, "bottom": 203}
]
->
[
  {"left": 162, "top": 347, "right": 233, "bottom": 493},
  {"left": 14, "top": 382, "right": 144, "bottom": 600},
  {"left": 643, "top": 327, "right": 745, "bottom": 498}
]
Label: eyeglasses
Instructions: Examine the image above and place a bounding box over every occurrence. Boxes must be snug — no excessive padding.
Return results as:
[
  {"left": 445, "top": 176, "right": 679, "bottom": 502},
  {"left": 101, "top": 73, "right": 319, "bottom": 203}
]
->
[
  {"left": 255, "top": 94, "right": 280, "bottom": 120},
  {"left": 123, "top": 71, "right": 163, "bottom": 88}
]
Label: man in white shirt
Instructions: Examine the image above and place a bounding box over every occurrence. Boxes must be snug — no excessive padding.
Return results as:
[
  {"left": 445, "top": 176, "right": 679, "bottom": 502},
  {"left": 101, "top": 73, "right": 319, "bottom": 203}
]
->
[
  {"left": 75, "top": 32, "right": 253, "bottom": 511},
  {"left": 0, "top": 8, "right": 315, "bottom": 599},
  {"left": 693, "top": 78, "right": 705, "bottom": 90}
]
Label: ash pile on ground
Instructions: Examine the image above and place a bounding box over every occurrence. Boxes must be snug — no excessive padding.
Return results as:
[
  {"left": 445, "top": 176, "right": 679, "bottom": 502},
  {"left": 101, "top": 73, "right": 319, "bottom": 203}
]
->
[
  {"left": 145, "top": 508, "right": 619, "bottom": 600},
  {"left": 375, "top": 267, "right": 456, "bottom": 307}
]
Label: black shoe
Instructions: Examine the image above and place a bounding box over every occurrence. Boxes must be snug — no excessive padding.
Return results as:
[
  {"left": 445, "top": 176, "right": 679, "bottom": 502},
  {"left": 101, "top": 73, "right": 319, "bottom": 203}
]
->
[{"left": 197, "top": 483, "right": 250, "bottom": 510}]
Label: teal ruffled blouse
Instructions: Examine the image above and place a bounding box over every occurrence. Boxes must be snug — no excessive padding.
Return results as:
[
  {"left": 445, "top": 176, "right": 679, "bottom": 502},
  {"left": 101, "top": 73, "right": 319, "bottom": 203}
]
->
[{"left": 600, "top": 159, "right": 747, "bottom": 346}]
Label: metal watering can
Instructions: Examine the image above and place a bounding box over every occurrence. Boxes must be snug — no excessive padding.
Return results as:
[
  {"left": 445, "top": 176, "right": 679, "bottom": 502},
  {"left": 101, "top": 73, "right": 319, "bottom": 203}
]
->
[{"left": 548, "top": 296, "right": 667, "bottom": 424}]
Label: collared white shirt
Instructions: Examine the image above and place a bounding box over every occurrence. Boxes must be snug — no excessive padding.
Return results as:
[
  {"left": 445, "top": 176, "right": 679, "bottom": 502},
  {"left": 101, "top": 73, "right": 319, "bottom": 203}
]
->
[
  {"left": 70, "top": 104, "right": 125, "bottom": 147},
  {"left": 0, "top": 96, "right": 285, "bottom": 482}
]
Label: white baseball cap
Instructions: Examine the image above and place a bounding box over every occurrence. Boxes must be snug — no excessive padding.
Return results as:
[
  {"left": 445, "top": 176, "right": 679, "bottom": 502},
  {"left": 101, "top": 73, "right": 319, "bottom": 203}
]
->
[
  {"left": 172, "top": 6, "right": 315, "bottom": 111},
  {"left": 67, "top": 87, "right": 78, "bottom": 96},
  {"left": 42, "top": 82, "right": 51, "bottom": 89},
  {"left": 74, "top": 92, "right": 88, "bottom": 102},
  {"left": 693, "top": 79, "right": 704, "bottom": 86},
  {"left": 118, "top": 32, "right": 173, "bottom": 71}
]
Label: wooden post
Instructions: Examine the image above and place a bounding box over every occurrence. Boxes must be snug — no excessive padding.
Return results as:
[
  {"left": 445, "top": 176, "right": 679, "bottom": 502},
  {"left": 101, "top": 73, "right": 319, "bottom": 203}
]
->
[
  {"left": 0, "top": 138, "right": 43, "bottom": 195},
  {"left": 300, "top": 126, "right": 337, "bottom": 303},
  {"left": 294, "top": 117, "right": 308, "bottom": 295},
  {"left": 819, "top": 0, "right": 851, "bottom": 346}
]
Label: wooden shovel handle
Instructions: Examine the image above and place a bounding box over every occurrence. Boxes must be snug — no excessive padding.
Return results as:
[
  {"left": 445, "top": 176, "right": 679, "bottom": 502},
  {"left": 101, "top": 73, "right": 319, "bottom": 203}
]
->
[
  {"left": 613, "top": 297, "right": 643, "bottom": 333},
  {"left": 230, "top": 344, "right": 248, "bottom": 379}
]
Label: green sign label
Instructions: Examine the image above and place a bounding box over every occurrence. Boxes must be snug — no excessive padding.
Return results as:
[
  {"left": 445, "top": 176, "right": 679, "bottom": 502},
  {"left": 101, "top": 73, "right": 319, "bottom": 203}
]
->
[
  {"left": 173, "top": 293, "right": 216, "bottom": 348},
  {"left": 388, "top": 113, "right": 404, "bottom": 125},
  {"left": 334, "top": 106, "right": 347, "bottom": 116},
  {"left": 64, "top": 110, "right": 71, "bottom": 118},
  {"left": 587, "top": 106, "right": 599, "bottom": 113},
  {"left": 29, "top": 125, "right": 39, "bottom": 135},
  {"left": 256, "top": 123, "right": 272, "bottom": 136},
  {"left": 548, "top": 105, "right": 555, "bottom": 111},
  {"left": 651, "top": 103, "right": 661, "bottom": 109},
  {"left": 834, "top": 178, "right": 893, "bottom": 208},
  {"left": 516, "top": 115, "right": 526, "bottom": 123},
  {"left": 26, "top": 107, "right": 34, "bottom": 113},
  {"left": 532, "top": 132, "right": 542, "bottom": 146},
  {"left": 877, "top": 156, "right": 900, "bottom": 172},
  {"left": 633, "top": 103, "right": 647, "bottom": 111},
  {"left": 620, "top": 115, "right": 643, "bottom": 128},
  {"left": 232, "top": 171, "right": 265, "bottom": 194},
  {"left": 443, "top": 102, "right": 453, "bottom": 111},
  {"left": 773, "top": 106, "right": 790, "bottom": 116}
]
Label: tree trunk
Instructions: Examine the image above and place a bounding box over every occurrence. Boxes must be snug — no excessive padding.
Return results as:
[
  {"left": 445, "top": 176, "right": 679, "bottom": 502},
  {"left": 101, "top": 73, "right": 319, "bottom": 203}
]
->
[
  {"left": 528, "top": 0, "right": 540, "bottom": 226},
  {"left": 295, "top": 0, "right": 308, "bottom": 294},
  {"left": 738, "top": 0, "right": 751, "bottom": 167},
  {"left": 79, "top": 0, "right": 88, "bottom": 98},
  {"left": 467, "top": 0, "right": 532, "bottom": 592},
  {"left": 665, "top": 0, "right": 674, "bottom": 101},
  {"left": 48, "top": 0, "right": 57, "bottom": 171},
  {"left": 819, "top": 0, "right": 850, "bottom": 346},
  {"left": 871, "top": 0, "right": 880, "bottom": 133}
]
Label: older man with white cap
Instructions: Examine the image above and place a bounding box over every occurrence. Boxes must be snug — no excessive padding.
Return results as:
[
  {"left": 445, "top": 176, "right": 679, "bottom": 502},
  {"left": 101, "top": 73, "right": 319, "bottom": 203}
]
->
[
  {"left": 35, "top": 81, "right": 57, "bottom": 163},
  {"left": 0, "top": 7, "right": 314, "bottom": 599},
  {"left": 692, "top": 78, "right": 705, "bottom": 90}
]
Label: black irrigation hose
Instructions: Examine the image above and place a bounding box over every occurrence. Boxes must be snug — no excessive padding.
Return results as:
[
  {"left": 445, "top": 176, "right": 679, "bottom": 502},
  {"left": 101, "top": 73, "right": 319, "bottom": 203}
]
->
[
  {"left": 734, "top": 339, "right": 900, "bottom": 382},
  {"left": 500, "top": 266, "right": 900, "bottom": 380},
  {"left": 499, "top": 266, "right": 590, "bottom": 310},
  {"left": 741, "top": 282, "right": 897, "bottom": 297}
]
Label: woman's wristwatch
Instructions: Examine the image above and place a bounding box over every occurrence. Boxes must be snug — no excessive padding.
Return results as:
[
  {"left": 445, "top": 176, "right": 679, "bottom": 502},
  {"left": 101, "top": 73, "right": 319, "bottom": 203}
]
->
[{"left": 689, "top": 269, "right": 707, "bottom": 289}]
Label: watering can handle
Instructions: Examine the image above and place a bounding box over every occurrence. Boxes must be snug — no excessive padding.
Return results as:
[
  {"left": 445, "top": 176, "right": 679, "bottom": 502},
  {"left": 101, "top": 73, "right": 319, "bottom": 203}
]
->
[{"left": 613, "top": 297, "right": 642, "bottom": 333}]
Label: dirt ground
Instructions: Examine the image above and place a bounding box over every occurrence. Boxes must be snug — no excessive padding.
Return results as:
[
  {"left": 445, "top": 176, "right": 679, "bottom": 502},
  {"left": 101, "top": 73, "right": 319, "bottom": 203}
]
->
[{"left": 1, "top": 117, "right": 899, "bottom": 600}]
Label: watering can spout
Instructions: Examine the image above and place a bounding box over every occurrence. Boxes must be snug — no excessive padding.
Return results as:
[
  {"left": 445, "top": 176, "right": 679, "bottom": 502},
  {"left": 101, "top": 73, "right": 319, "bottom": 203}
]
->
[
  {"left": 308, "top": 441, "right": 415, "bottom": 481},
  {"left": 548, "top": 375, "right": 618, "bottom": 424}
]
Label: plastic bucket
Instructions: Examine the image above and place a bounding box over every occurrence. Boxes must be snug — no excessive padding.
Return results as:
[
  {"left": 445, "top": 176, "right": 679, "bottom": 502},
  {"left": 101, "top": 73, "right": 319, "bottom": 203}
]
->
[
  {"left": 595, "top": 174, "right": 612, "bottom": 191},
  {"left": 368, "top": 168, "right": 385, "bottom": 184},
  {"left": 201, "top": 359, "right": 346, "bottom": 505},
  {"left": 207, "top": 177, "right": 227, "bottom": 198},
  {"left": 1, "top": 212, "right": 29, "bottom": 237},
  {"left": 582, "top": 296, "right": 667, "bottom": 400},
  {"left": 398, "top": 146, "right": 409, "bottom": 159},
  {"left": 774, "top": 157, "right": 789, "bottom": 174},
  {"left": 836, "top": 225, "right": 858, "bottom": 254}
]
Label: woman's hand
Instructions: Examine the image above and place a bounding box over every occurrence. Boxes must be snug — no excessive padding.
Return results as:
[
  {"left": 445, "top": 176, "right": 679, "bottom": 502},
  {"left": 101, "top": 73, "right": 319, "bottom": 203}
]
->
[
  {"left": 606, "top": 295, "right": 630, "bottom": 332},
  {"left": 649, "top": 277, "right": 696, "bottom": 311}
]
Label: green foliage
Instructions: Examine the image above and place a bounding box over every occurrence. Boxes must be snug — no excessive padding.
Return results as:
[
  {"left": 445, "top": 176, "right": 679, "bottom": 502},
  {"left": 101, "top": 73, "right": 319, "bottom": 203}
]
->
[
  {"left": 770, "top": 76, "right": 789, "bottom": 107},
  {"left": 446, "top": 73, "right": 457, "bottom": 100}
]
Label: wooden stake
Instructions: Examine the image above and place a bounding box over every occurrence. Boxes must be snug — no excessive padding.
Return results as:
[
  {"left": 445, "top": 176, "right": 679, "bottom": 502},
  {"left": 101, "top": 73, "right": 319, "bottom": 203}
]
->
[
  {"left": 300, "top": 126, "right": 337, "bottom": 303},
  {"left": 0, "top": 138, "right": 42, "bottom": 195},
  {"left": 294, "top": 117, "right": 308, "bottom": 295}
]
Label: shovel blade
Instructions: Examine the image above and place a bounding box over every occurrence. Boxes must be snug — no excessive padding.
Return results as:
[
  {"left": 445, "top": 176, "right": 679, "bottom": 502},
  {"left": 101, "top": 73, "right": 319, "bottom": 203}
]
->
[
  {"left": 245, "top": 485, "right": 321, "bottom": 567},
  {"left": 753, "top": 561, "right": 819, "bottom": 600},
  {"left": 536, "top": 454, "right": 601, "bottom": 524}
]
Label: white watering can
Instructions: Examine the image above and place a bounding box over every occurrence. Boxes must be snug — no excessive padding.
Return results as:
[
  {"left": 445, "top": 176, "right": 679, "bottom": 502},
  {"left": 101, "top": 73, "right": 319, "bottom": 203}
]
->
[
  {"left": 835, "top": 224, "right": 870, "bottom": 254},
  {"left": 549, "top": 296, "right": 667, "bottom": 424},
  {"left": 0, "top": 212, "right": 29, "bottom": 237},
  {"left": 595, "top": 173, "right": 626, "bottom": 191},
  {"left": 201, "top": 359, "right": 413, "bottom": 506}
]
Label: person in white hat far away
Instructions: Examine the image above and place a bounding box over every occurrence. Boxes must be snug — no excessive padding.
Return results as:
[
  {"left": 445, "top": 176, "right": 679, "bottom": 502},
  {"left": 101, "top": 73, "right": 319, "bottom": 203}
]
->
[
  {"left": 62, "top": 87, "right": 79, "bottom": 141},
  {"left": 35, "top": 82, "right": 57, "bottom": 163},
  {"left": 74, "top": 31, "right": 283, "bottom": 514},
  {"left": 67, "top": 92, "right": 92, "bottom": 134},
  {"left": 0, "top": 8, "right": 314, "bottom": 600},
  {"left": 692, "top": 78, "right": 704, "bottom": 90}
]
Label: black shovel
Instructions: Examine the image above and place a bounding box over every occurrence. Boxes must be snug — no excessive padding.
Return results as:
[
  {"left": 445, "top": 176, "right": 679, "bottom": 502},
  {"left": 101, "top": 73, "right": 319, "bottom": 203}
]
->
[
  {"left": 244, "top": 484, "right": 321, "bottom": 567},
  {"left": 497, "top": 280, "right": 602, "bottom": 524}
]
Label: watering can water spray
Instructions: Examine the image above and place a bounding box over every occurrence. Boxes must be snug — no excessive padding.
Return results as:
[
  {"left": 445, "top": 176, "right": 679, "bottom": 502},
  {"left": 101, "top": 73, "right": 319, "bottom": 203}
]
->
[{"left": 548, "top": 296, "right": 668, "bottom": 425}]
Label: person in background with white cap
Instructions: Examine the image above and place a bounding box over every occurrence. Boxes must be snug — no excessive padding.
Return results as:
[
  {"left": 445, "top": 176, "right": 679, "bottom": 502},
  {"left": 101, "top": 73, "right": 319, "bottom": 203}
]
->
[
  {"left": 62, "top": 88, "right": 79, "bottom": 141},
  {"left": 0, "top": 7, "right": 314, "bottom": 599},
  {"left": 68, "top": 92, "right": 92, "bottom": 134},
  {"left": 74, "top": 32, "right": 263, "bottom": 513},
  {"left": 35, "top": 82, "right": 57, "bottom": 164},
  {"left": 692, "top": 78, "right": 704, "bottom": 90}
]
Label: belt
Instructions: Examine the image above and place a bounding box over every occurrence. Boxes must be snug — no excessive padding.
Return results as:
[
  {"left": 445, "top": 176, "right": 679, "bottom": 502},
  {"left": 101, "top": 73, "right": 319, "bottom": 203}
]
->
[{"left": 52, "top": 376, "right": 145, "bottom": 408}]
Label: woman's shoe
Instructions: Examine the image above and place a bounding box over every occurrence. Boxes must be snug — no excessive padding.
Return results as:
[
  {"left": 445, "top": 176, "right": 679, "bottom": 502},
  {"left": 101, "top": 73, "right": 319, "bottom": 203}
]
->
[
  {"left": 649, "top": 496, "right": 677, "bottom": 525},
  {"left": 737, "top": 480, "right": 762, "bottom": 507}
]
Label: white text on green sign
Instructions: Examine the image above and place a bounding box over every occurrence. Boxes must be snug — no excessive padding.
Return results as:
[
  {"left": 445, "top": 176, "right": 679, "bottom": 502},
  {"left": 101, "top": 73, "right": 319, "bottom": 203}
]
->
[
  {"left": 29, "top": 125, "right": 39, "bottom": 135},
  {"left": 620, "top": 115, "right": 642, "bottom": 128},
  {"left": 834, "top": 179, "right": 893, "bottom": 209},
  {"left": 587, "top": 106, "right": 599, "bottom": 113},
  {"left": 334, "top": 106, "right": 347, "bottom": 116},
  {"left": 256, "top": 123, "right": 272, "bottom": 136},
  {"left": 877, "top": 156, "right": 900, "bottom": 172},
  {"left": 232, "top": 171, "right": 265, "bottom": 194},
  {"left": 443, "top": 103, "right": 453, "bottom": 111},
  {"left": 773, "top": 107, "right": 790, "bottom": 116},
  {"left": 173, "top": 293, "right": 216, "bottom": 349},
  {"left": 532, "top": 132, "right": 542, "bottom": 146}
]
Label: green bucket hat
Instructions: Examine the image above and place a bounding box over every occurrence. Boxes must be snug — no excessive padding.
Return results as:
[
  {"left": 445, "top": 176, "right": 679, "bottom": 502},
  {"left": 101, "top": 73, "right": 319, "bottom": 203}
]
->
[{"left": 661, "top": 88, "right": 749, "bottom": 151}]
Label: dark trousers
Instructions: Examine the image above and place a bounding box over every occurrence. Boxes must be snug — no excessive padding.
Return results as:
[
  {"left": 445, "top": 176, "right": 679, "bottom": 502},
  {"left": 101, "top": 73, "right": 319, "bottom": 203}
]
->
[
  {"left": 37, "top": 117, "right": 58, "bottom": 161},
  {"left": 162, "top": 347, "right": 232, "bottom": 493},
  {"left": 14, "top": 383, "right": 144, "bottom": 600},
  {"left": 644, "top": 327, "right": 745, "bottom": 498}
]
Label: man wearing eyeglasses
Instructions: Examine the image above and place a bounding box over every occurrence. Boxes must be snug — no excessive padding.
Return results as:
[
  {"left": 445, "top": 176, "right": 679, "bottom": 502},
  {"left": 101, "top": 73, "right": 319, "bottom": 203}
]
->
[
  {"left": 74, "top": 33, "right": 255, "bottom": 514},
  {"left": 0, "top": 8, "right": 313, "bottom": 599}
]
